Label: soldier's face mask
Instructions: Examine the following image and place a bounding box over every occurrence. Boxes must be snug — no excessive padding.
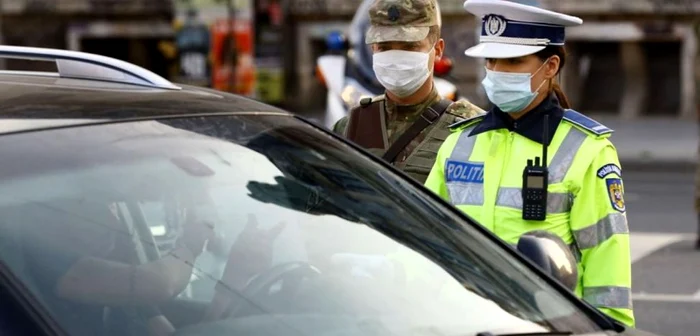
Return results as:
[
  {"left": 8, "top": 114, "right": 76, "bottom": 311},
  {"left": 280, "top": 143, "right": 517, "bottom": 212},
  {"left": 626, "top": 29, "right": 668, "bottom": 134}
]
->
[
  {"left": 482, "top": 58, "right": 550, "bottom": 113},
  {"left": 372, "top": 45, "right": 434, "bottom": 98}
]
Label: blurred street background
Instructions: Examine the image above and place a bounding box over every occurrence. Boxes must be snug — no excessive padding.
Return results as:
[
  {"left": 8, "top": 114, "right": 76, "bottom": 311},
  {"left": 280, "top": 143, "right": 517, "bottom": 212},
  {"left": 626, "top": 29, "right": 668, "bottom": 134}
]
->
[{"left": 0, "top": 0, "right": 699, "bottom": 334}]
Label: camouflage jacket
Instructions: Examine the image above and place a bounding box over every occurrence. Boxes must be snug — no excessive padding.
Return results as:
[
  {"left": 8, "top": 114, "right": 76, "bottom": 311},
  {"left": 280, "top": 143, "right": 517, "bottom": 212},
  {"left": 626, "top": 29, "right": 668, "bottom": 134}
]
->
[{"left": 332, "top": 86, "right": 485, "bottom": 183}]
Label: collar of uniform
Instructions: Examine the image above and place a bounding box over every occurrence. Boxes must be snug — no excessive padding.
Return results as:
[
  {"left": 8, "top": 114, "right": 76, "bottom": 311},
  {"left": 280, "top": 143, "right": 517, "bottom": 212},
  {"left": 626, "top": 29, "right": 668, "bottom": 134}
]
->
[
  {"left": 384, "top": 83, "right": 439, "bottom": 122},
  {"left": 469, "top": 93, "right": 564, "bottom": 145}
]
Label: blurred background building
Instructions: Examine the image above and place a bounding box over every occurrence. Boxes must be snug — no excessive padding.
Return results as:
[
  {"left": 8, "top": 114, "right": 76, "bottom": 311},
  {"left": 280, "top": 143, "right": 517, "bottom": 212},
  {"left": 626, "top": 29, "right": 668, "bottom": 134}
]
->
[
  {"left": 0, "top": 0, "right": 173, "bottom": 76},
  {"left": 0, "top": 0, "right": 696, "bottom": 119},
  {"left": 290, "top": 0, "right": 700, "bottom": 120}
]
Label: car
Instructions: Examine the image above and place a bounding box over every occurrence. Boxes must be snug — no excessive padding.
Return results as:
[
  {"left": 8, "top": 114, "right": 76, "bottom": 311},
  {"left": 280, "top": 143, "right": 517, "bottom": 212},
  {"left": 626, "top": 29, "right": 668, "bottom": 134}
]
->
[{"left": 0, "top": 46, "right": 657, "bottom": 336}]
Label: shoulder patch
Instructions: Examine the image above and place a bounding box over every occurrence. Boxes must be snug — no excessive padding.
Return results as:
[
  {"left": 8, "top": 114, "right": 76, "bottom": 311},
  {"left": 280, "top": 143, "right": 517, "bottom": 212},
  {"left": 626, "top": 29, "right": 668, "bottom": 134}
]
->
[
  {"left": 562, "top": 109, "right": 613, "bottom": 136},
  {"left": 606, "top": 178, "right": 626, "bottom": 212},
  {"left": 448, "top": 114, "right": 486, "bottom": 131},
  {"left": 597, "top": 163, "right": 622, "bottom": 179},
  {"left": 446, "top": 99, "right": 486, "bottom": 120}
]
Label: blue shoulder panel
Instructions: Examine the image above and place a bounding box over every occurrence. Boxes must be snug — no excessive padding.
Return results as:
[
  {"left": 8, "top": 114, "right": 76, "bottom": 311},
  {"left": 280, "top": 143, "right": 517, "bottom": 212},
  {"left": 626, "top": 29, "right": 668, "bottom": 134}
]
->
[
  {"left": 562, "top": 109, "right": 613, "bottom": 136},
  {"left": 448, "top": 114, "right": 486, "bottom": 130}
]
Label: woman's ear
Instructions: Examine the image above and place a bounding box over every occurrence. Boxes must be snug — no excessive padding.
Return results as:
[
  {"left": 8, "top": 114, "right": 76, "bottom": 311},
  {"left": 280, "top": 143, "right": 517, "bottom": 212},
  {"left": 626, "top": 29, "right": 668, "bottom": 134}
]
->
[{"left": 544, "top": 55, "right": 561, "bottom": 79}]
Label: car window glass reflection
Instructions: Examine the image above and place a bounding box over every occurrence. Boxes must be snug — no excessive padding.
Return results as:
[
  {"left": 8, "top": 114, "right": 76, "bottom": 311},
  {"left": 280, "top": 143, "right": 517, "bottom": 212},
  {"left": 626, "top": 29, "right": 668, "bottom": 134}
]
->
[{"left": 0, "top": 116, "right": 598, "bottom": 336}]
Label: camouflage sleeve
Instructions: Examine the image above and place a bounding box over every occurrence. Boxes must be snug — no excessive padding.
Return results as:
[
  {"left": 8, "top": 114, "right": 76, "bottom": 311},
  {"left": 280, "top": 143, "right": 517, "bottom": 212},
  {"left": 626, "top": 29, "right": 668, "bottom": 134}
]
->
[
  {"left": 446, "top": 99, "right": 486, "bottom": 119},
  {"left": 332, "top": 116, "right": 349, "bottom": 136}
]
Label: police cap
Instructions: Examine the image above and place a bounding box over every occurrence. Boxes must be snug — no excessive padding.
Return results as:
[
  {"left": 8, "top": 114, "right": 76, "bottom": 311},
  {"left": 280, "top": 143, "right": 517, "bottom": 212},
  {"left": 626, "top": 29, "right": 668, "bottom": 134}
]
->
[{"left": 463, "top": 0, "right": 582, "bottom": 59}]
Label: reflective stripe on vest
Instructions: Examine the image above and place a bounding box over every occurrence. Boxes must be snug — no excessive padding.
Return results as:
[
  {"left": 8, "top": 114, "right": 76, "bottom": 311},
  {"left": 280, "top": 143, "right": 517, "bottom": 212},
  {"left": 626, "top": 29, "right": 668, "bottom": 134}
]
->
[
  {"left": 548, "top": 128, "right": 587, "bottom": 183},
  {"left": 496, "top": 187, "right": 571, "bottom": 214},
  {"left": 583, "top": 286, "right": 633, "bottom": 310},
  {"left": 573, "top": 213, "right": 629, "bottom": 250},
  {"left": 445, "top": 126, "right": 587, "bottom": 212},
  {"left": 445, "top": 125, "right": 482, "bottom": 205}
]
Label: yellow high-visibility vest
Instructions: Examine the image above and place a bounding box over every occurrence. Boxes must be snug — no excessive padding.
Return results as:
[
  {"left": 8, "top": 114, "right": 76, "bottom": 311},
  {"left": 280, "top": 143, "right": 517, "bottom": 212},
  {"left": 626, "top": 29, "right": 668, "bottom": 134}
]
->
[{"left": 424, "top": 109, "right": 634, "bottom": 327}]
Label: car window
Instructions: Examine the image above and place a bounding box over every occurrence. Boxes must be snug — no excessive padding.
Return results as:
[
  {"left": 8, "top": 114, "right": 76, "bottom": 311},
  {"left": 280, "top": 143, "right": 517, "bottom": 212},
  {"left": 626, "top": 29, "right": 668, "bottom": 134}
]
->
[{"left": 0, "top": 115, "right": 602, "bottom": 336}]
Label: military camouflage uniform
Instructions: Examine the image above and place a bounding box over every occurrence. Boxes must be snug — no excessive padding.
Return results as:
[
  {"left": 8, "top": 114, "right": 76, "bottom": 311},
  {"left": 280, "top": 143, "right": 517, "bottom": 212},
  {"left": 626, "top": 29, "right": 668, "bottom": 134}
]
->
[
  {"left": 333, "top": 87, "right": 483, "bottom": 183},
  {"left": 333, "top": 0, "right": 484, "bottom": 183}
]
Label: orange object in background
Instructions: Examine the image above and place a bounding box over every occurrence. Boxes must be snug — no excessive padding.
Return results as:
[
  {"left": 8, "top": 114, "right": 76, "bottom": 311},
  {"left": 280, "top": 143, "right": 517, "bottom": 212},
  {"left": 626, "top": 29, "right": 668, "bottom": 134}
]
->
[{"left": 211, "top": 18, "right": 255, "bottom": 95}]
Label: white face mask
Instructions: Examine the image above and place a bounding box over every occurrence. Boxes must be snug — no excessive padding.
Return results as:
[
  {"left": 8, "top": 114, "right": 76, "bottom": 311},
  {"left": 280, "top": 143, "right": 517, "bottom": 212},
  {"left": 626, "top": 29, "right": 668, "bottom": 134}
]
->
[{"left": 372, "top": 48, "right": 434, "bottom": 98}]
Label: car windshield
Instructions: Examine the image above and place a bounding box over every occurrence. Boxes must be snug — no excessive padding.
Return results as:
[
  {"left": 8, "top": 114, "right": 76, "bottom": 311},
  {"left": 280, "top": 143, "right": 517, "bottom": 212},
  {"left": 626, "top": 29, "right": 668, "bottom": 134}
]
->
[{"left": 0, "top": 115, "right": 601, "bottom": 336}]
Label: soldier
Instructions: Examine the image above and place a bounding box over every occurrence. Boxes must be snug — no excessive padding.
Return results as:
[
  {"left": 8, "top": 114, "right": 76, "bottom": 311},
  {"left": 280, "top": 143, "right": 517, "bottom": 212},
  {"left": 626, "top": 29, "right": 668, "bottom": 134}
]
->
[{"left": 332, "top": 0, "right": 484, "bottom": 184}]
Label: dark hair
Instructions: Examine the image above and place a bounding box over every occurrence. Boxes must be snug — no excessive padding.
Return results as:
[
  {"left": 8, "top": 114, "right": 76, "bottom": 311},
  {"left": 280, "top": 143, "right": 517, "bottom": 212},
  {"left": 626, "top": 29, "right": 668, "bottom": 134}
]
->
[
  {"left": 426, "top": 25, "right": 441, "bottom": 45},
  {"left": 534, "top": 46, "right": 570, "bottom": 109}
]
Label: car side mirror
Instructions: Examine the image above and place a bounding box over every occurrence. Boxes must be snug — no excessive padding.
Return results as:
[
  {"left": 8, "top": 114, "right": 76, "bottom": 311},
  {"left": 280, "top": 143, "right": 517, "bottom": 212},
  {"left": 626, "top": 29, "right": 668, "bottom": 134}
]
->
[{"left": 517, "top": 230, "right": 578, "bottom": 292}]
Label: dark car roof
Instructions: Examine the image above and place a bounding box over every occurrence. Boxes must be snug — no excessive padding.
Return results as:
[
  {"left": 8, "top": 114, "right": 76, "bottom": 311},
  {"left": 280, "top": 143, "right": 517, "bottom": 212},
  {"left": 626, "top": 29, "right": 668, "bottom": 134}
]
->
[{"left": 0, "top": 73, "right": 291, "bottom": 134}]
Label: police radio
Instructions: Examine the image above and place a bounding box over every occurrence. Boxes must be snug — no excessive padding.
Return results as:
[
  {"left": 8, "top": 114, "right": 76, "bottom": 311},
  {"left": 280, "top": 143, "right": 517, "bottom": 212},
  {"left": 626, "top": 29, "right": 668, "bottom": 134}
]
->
[{"left": 521, "top": 114, "right": 549, "bottom": 221}]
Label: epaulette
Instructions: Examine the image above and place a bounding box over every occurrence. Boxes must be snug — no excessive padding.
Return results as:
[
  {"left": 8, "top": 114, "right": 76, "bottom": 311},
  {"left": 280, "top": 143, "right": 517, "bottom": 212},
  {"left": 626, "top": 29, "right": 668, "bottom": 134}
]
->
[
  {"left": 359, "top": 94, "right": 385, "bottom": 107},
  {"left": 562, "top": 109, "right": 613, "bottom": 136},
  {"left": 448, "top": 114, "right": 486, "bottom": 131}
]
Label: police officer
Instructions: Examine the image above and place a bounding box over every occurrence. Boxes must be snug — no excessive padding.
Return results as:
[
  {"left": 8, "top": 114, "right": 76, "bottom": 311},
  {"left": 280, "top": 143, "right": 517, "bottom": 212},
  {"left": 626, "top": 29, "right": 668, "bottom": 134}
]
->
[
  {"left": 424, "top": 0, "right": 634, "bottom": 327},
  {"left": 333, "top": 0, "right": 484, "bottom": 184}
]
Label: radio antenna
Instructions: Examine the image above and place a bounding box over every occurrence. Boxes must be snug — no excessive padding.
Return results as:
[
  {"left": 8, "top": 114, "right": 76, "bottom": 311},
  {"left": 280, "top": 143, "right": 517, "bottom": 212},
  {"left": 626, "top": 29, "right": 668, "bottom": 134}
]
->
[{"left": 542, "top": 114, "right": 549, "bottom": 167}]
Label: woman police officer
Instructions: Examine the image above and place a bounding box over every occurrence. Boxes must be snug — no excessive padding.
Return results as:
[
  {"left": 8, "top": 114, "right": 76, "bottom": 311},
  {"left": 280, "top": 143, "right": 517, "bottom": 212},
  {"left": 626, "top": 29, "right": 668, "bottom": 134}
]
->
[{"left": 424, "top": 0, "right": 635, "bottom": 327}]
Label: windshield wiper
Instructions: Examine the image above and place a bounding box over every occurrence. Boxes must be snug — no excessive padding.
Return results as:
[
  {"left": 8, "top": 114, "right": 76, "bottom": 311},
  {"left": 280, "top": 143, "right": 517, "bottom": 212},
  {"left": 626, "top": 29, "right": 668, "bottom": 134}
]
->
[{"left": 476, "top": 331, "right": 573, "bottom": 336}]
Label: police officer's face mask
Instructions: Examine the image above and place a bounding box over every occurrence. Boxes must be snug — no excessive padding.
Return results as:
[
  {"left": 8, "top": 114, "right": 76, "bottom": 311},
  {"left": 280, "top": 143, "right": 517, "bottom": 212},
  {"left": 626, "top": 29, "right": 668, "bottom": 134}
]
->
[
  {"left": 372, "top": 46, "right": 434, "bottom": 98},
  {"left": 482, "top": 58, "right": 550, "bottom": 113}
]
